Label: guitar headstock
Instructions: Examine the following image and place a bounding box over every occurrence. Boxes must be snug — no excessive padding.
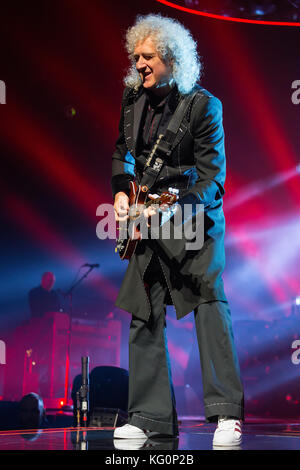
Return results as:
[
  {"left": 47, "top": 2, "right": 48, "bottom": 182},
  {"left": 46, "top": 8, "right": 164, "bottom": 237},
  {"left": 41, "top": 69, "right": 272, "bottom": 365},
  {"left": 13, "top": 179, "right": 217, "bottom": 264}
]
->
[{"left": 159, "top": 192, "right": 177, "bottom": 206}]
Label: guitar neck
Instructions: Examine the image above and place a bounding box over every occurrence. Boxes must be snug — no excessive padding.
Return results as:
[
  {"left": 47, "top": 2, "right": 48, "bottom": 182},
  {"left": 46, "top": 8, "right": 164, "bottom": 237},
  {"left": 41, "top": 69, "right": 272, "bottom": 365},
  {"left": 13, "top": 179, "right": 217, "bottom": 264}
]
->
[{"left": 144, "top": 198, "right": 161, "bottom": 209}]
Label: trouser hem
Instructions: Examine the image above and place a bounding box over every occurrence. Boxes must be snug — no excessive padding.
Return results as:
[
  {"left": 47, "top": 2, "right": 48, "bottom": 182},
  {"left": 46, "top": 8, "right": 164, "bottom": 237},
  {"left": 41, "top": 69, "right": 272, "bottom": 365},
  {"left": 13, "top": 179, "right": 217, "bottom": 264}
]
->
[
  {"left": 204, "top": 403, "right": 244, "bottom": 422},
  {"left": 129, "top": 413, "right": 179, "bottom": 436}
]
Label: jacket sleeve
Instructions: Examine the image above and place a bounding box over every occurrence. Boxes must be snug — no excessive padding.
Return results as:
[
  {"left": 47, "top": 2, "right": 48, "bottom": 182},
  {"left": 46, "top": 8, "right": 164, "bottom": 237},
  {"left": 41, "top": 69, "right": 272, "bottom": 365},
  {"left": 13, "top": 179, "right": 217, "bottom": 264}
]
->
[
  {"left": 178, "top": 93, "right": 226, "bottom": 210},
  {"left": 111, "top": 88, "right": 136, "bottom": 199}
]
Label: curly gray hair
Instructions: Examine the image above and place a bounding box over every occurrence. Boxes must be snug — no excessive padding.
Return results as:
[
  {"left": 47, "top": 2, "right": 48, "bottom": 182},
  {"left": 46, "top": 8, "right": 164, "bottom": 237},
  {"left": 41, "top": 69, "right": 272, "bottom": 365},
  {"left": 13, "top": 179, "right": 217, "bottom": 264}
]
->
[{"left": 124, "top": 13, "right": 202, "bottom": 95}]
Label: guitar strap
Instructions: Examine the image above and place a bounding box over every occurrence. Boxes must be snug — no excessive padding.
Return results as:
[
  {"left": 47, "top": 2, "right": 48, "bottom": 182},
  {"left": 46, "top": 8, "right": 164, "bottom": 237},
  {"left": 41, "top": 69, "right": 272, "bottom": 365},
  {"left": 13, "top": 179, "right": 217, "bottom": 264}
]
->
[{"left": 139, "top": 90, "right": 197, "bottom": 192}]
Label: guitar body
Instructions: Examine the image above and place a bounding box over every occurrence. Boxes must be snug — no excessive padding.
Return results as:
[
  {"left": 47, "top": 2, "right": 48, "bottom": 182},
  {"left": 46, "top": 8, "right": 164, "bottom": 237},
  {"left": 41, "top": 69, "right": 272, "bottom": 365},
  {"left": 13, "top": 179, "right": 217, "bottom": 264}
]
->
[{"left": 115, "top": 181, "right": 178, "bottom": 260}]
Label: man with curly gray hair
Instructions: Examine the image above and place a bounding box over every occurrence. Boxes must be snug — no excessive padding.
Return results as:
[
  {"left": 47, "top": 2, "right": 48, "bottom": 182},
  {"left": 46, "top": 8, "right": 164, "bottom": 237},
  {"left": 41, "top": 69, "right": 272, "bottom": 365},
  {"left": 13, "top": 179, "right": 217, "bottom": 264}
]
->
[{"left": 112, "top": 13, "right": 244, "bottom": 447}]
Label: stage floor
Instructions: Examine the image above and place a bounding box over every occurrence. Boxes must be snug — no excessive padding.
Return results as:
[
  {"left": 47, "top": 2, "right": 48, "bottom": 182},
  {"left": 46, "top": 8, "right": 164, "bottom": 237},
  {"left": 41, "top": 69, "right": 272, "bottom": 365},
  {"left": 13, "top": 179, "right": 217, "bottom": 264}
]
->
[{"left": 0, "top": 418, "right": 300, "bottom": 450}]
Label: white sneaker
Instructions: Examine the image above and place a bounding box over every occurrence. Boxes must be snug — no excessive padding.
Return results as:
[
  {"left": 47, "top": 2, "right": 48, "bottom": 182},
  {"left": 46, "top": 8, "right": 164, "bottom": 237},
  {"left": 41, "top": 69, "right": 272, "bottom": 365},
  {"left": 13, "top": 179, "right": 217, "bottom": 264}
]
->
[
  {"left": 114, "top": 423, "right": 172, "bottom": 439},
  {"left": 114, "top": 424, "right": 148, "bottom": 439},
  {"left": 212, "top": 416, "right": 242, "bottom": 447}
]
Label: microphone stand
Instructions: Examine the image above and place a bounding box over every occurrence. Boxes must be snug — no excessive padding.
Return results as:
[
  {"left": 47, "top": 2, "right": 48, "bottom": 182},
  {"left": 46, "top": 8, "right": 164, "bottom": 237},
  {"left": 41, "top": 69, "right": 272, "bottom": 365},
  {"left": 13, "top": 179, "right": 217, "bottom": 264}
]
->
[{"left": 62, "top": 265, "right": 97, "bottom": 407}]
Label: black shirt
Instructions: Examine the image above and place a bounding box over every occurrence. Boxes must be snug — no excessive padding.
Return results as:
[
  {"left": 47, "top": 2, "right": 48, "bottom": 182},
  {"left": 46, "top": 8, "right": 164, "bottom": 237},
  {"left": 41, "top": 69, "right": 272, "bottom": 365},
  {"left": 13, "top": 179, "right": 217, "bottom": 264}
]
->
[
  {"left": 142, "top": 92, "right": 171, "bottom": 147},
  {"left": 28, "top": 286, "right": 61, "bottom": 318},
  {"left": 135, "top": 86, "right": 178, "bottom": 181}
]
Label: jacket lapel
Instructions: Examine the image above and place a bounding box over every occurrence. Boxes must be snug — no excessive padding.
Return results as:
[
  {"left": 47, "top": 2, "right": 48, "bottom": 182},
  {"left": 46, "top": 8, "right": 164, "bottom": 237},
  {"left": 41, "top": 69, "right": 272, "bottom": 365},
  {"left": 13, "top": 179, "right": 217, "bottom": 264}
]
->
[
  {"left": 123, "top": 101, "right": 135, "bottom": 156},
  {"left": 123, "top": 91, "right": 146, "bottom": 158},
  {"left": 133, "top": 92, "right": 147, "bottom": 151},
  {"left": 123, "top": 86, "right": 193, "bottom": 159},
  {"left": 166, "top": 89, "right": 195, "bottom": 154}
]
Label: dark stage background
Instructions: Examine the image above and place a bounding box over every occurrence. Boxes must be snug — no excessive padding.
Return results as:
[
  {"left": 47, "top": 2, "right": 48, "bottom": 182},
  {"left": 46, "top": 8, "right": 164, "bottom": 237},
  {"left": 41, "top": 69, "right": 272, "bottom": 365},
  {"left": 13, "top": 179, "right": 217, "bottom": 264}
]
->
[{"left": 0, "top": 0, "right": 300, "bottom": 418}]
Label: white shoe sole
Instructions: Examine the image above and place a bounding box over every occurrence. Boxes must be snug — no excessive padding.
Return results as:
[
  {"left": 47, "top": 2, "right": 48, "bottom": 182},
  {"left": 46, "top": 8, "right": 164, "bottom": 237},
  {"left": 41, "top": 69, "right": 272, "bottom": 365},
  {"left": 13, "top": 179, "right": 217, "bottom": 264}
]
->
[
  {"left": 213, "top": 438, "right": 242, "bottom": 447},
  {"left": 113, "top": 429, "right": 147, "bottom": 439},
  {"left": 113, "top": 438, "right": 148, "bottom": 449}
]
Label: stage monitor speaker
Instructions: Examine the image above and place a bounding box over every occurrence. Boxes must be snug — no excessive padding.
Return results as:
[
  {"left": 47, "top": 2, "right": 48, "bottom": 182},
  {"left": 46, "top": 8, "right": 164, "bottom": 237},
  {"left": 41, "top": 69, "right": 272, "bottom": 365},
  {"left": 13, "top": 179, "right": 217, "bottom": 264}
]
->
[
  {"left": 71, "top": 366, "right": 129, "bottom": 426},
  {"left": 89, "top": 366, "right": 128, "bottom": 412}
]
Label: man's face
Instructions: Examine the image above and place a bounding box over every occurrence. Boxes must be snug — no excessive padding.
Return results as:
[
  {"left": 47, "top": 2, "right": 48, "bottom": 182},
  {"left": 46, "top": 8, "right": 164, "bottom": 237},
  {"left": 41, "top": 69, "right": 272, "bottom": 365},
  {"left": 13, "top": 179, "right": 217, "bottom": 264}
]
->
[
  {"left": 41, "top": 272, "right": 55, "bottom": 291},
  {"left": 133, "top": 36, "right": 172, "bottom": 91}
]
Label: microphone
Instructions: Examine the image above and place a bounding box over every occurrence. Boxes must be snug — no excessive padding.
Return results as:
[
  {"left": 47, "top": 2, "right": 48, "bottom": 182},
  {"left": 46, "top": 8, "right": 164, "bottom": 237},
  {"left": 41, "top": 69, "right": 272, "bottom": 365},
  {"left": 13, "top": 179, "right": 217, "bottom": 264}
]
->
[{"left": 82, "top": 263, "right": 100, "bottom": 268}]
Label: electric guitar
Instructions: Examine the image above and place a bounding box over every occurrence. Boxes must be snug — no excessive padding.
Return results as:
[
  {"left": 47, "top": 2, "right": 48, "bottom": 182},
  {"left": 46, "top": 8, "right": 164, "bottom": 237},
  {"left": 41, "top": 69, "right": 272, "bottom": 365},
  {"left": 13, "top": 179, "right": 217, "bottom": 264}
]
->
[{"left": 115, "top": 181, "right": 179, "bottom": 260}]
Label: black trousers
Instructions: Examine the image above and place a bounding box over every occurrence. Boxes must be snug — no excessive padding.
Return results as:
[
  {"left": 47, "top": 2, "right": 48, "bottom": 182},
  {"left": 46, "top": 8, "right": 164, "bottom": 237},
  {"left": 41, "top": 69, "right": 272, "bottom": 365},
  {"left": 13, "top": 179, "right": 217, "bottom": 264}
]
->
[{"left": 128, "top": 255, "right": 244, "bottom": 435}]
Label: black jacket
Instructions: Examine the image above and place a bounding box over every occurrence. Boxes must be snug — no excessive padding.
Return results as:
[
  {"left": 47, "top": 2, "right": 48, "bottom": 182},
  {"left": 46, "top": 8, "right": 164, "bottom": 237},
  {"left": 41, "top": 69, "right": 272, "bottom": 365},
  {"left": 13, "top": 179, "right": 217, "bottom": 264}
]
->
[{"left": 111, "top": 84, "right": 228, "bottom": 320}]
